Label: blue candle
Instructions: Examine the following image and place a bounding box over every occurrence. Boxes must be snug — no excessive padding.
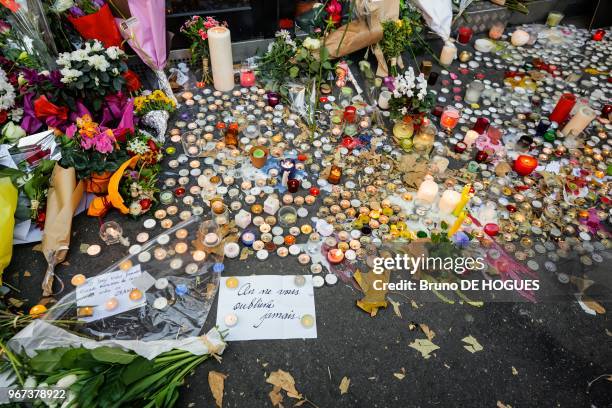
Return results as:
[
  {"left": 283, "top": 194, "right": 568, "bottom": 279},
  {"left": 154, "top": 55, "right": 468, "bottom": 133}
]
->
[{"left": 241, "top": 231, "right": 255, "bottom": 247}]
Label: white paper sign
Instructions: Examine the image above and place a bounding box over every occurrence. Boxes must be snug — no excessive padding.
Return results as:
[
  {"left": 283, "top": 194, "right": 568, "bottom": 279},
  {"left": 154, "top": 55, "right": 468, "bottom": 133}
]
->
[
  {"left": 76, "top": 266, "right": 145, "bottom": 322},
  {"left": 216, "top": 275, "right": 317, "bottom": 341}
]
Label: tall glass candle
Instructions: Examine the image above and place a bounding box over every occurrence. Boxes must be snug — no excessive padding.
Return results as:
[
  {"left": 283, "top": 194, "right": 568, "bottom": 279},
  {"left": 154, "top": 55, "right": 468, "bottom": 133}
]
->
[
  {"left": 439, "top": 41, "right": 456, "bottom": 66},
  {"left": 546, "top": 11, "right": 564, "bottom": 27},
  {"left": 472, "top": 117, "right": 490, "bottom": 134},
  {"left": 562, "top": 106, "right": 596, "bottom": 136},
  {"left": 207, "top": 26, "right": 234, "bottom": 91},
  {"left": 549, "top": 93, "right": 576, "bottom": 123},
  {"left": 240, "top": 60, "right": 256, "bottom": 87}
]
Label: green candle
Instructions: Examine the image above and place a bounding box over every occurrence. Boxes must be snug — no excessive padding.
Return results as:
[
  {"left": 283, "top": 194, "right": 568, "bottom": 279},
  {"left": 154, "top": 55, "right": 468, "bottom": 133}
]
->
[{"left": 253, "top": 149, "right": 265, "bottom": 158}]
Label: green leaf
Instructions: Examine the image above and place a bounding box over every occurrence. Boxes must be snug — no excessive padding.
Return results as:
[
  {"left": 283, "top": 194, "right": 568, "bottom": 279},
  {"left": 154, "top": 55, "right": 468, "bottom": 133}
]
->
[
  {"left": 77, "top": 374, "right": 105, "bottom": 407},
  {"left": 61, "top": 347, "right": 101, "bottom": 370},
  {"left": 29, "top": 348, "right": 70, "bottom": 374},
  {"left": 91, "top": 347, "right": 137, "bottom": 365},
  {"left": 121, "top": 357, "right": 154, "bottom": 385},
  {"left": 289, "top": 66, "right": 299, "bottom": 78}
]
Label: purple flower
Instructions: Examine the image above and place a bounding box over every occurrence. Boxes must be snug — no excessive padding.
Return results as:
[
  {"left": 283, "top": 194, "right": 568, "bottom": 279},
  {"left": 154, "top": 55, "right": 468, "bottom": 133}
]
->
[
  {"left": 69, "top": 6, "right": 85, "bottom": 17},
  {"left": 92, "top": 0, "right": 105, "bottom": 8},
  {"left": 48, "top": 70, "right": 64, "bottom": 88},
  {"left": 0, "top": 20, "right": 11, "bottom": 34}
]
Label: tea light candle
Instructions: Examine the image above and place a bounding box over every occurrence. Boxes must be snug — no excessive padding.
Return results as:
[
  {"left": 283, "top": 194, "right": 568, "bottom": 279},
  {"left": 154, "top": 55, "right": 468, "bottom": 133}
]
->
[
  {"left": 204, "top": 233, "right": 220, "bottom": 247},
  {"left": 241, "top": 231, "right": 255, "bottom": 246},
  {"left": 327, "top": 248, "right": 345, "bottom": 264},
  {"left": 193, "top": 250, "right": 206, "bottom": 262},
  {"left": 87, "top": 244, "right": 101, "bottom": 257},
  {"left": 208, "top": 26, "right": 234, "bottom": 92},
  {"left": 71, "top": 274, "right": 86, "bottom": 286},
  {"left": 438, "top": 190, "right": 462, "bottom": 214},
  {"left": 224, "top": 242, "right": 240, "bottom": 258},
  {"left": 105, "top": 297, "right": 119, "bottom": 311}
]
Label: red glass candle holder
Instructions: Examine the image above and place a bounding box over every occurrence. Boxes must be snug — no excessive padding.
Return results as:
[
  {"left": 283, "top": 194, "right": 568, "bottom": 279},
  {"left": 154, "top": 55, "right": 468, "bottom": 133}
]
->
[
  {"left": 549, "top": 93, "right": 576, "bottom": 123},
  {"left": 267, "top": 92, "right": 280, "bottom": 107},
  {"left": 475, "top": 150, "right": 488, "bottom": 163},
  {"left": 601, "top": 104, "right": 612, "bottom": 119},
  {"left": 287, "top": 178, "right": 300, "bottom": 193},
  {"left": 457, "top": 26, "right": 473, "bottom": 44},
  {"left": 344, "top": 105, "right": 357, "bottom": 123},
  {"left": 592, "top": 29, "right": 605, "bottom": 41},
  {"left": 454, "top": 141, "right": 467, "bottom": 153},
  {"left": 514, "top": 155, "right": 538, "bottom": 176},
  {"left": 432, "top": 105, "right": 444, "bottom": 117},
  {"left": 472, "top": 117, "right": 490, "bottom": 134}
]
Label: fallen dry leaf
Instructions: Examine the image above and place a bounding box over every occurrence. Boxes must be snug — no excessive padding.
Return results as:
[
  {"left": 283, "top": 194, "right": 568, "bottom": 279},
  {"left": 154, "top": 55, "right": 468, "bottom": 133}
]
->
[
  {"left": 606, "top": 329, "right": 612, "bottom": 337},
  {"left": 408, "top": 322, "right": 416, "bottom": 331},
  {"left": 462, "top": 335, "right": 483, "bottom": 353},
  {"left": 409, "top": 339, "right": 439, "bottom": 359},
  {"left": 267, "top": 370, "right": 302, "bottom": 399},
  {"left": 339, "top": 377, "right": 350, "bottom": 395},
  {"left": 293, "top": 400, "right": 307, "bottom": 407},
  {"left": 411, "top": 300, "right": 419, "bottom": 309},
  {"left": 497, "top": 401, "right": 512, "bottom": 408},
  {"left": 419, "top": 324, "right": 435, "bottom": 341},
  {"left": 388, "top": 297, "right": 402, "bottom": 318},
  {"left": 393, "top": 368, "right": 406, "bottom": 380},
  {"left": 8, "top": 298, "right": 24, "bottom": 308},
  {"left": 32, "top": 244, "right": 43, "bottom": 252},
  {"left": 269, "top": 386, "right": 283, "bottom": 407},
  {"left": 208, "top": 371, "right": 227, "bottom": 407},
  {"left": 511, "top": 366, "right": 518, "bottom": 376},
  {"left": 607, "top": 375, "right": 612, "bottom": 382},
  {"left": 23, "top": 271, "right": 31, "bottom": 277}
]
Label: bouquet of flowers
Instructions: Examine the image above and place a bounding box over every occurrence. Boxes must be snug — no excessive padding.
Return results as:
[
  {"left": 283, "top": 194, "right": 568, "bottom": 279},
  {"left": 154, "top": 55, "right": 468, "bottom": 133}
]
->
[
  {"left": 134, "top": 89, "right": 176, "bottom": 143},
  {"left": 180, "top": 15, "right": 227, "bottom": 84},
  {"left": 296, "top": 0, "right": 349, "bottom": 33},
  {"left": 56, "top": 40, "right": 128, "bottom": 111},
  {"left": 59, "top": 0, "right": 123, "bottom": 48},
  {"left": 380, "top": 15, "right": 424, "bottom": 76},
  {"left": 0, "top": 66, "right": 16, "bottom": 120},
  {"left": 388, "top": 67, "right": 435, "bottom": 119},
  {"left": 257, "top": 30, "right": 300, "bottom": 87},
  {"left": 58, "top": 114, "right": 129, "bottom": 192},
  {"left": 88, "top": 136, "right": 162, "bottom": 218},
  {"left": 134, "top": 90, "right": 176, "bottom": 116}
]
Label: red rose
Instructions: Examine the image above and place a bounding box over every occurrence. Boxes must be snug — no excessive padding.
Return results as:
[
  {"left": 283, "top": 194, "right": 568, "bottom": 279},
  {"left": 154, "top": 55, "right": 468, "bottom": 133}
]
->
[
  {"left": 0, "top": 110, "right": 7, "bottom": 125},
  {"left": 123, "top": 70, "right": 142, "bottom": 92},
  {"left": 139, "top": 198, "right": 152, "bottom": 210}
]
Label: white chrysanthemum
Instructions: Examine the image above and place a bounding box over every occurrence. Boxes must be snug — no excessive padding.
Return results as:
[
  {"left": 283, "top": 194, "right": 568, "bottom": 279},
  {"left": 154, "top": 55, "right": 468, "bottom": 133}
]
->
[
  {"left": 90, "top": 40, "right": 104, "bottom": 52},
  {"left": 88, "top": 54, "right": 110, "bottom": 72},
  {"left": 10, "top": 107, "right": 23, "bottom": 122},
  {"left": 128, "top": 139, "right": 149, "bottom": 154},
  {"left": 0, "top": 68, "right": 16, "bottom": 110},
  {"left": 56, "top": 52, "right": 71, "bottom": 67}
]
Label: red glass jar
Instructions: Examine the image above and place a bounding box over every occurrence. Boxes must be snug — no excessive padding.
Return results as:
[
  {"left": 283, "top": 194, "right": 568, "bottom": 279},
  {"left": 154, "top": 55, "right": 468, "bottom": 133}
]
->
[
  {"left": 454, "top": 141, "right": 467, "bottom": 153},
  {"left": 432, "top": 105, "right": 444, "bottom": 117},
  {"left": 601, "top": 104, "right": 612, "bottom": 119},
  {"left": 267, "top": 91, "right": 280, "bottom": 107},
  {"left": 549, "top": 93, "right": 576, "bottom": 123},
  {"left": 475, "top": 150, "right": 488, "bottom": 163},
  {"left": 472, "top": 117, "right": 490, "bottom": 134},
  {"left": 457, "top": 26, "right": 473, "bottom": 44},
  {"left": 592, "top": 29, "right": 605, "bottom": 41},
  {"left": 344, "top": 105, "right": 357, "bottom": 123},
  {"left": 287, "top": 178, "right": 300, "bottom": 193}
]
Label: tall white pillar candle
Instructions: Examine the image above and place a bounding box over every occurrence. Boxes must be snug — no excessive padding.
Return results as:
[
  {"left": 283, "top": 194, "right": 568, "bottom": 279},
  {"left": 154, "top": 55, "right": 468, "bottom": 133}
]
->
[
  {"left": 378, "top": 90, "right": 392, "bottom": 110},
  {"left": 439, "top": 41, "right": 456, "bottom": 66},
  {"left": 207, "top": 26, "right": 235, "bottom": 92},
  {"left": 562, "top": 105, "right": 596, "bottom": 136}
]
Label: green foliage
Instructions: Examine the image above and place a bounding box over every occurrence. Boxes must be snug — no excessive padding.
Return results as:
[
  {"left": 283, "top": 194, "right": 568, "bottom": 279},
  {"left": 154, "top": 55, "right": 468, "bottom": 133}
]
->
[{"left": 58, "top": 135, "right": 129, "bottom": 180}]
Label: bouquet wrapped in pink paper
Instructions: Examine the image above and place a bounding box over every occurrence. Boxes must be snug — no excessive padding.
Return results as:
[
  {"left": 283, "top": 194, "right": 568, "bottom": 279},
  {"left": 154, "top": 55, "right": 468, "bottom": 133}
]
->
[{"left": 115, "top": 0, "right": 177, "bottom": 106}]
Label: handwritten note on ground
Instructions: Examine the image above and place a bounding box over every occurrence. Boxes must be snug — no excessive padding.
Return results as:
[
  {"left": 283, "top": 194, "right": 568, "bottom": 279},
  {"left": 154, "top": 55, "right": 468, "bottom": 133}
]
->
[
  {"left": 216, "top": 275, "right": 317, "bottom": 341},
  {"left": 76, "top": 266, "right": 145, "bottom": 322}
]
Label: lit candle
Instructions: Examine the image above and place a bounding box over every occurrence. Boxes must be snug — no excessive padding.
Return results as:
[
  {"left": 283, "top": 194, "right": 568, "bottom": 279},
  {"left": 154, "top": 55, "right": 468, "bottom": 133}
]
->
[
  {"left": 327, "top": 248, "right": 345, "bottom": 264},
  {"left": 562, "top": 105, "right": 596, "bottom": 136},
  {"left": 463, "top": 130, "right": 479, "bottom": 147},
  {"left": 241, "top": 231, "right": 255, "bottom": 246},
  {"left": 438, "top": 190, "right": 462, "bottom": 214},
  {"left": 416, "top": 175, "right": 439, "bottom": 204},
  {"left": 452, "top": 184, "right": 471, "bottom": 217},
  {"left": 439, "top": 41, "right": 456, "bottom": 66},
  {"left": 207, "top": 26, "right": 234, "bottom": 92},
  {"left": 204, "top": 232, "right": 220, "bottom": 247},
  {"left": 240, "top": 61, "right": 256, "bottom": 87},
  {"left": 447, "top": 211, "right": 466, "bottom": 237}
]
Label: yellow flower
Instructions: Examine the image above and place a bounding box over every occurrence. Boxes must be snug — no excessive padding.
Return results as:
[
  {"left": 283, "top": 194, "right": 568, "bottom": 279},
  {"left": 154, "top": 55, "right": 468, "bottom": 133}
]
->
[{"left": 396, "top": 19, "right": 403, "bottom": 28}]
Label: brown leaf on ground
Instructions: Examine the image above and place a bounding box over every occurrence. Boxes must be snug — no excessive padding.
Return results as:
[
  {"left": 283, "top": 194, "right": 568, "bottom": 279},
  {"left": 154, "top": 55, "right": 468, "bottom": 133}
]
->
[
  {"left": 339, "top": 376, "right": 350, "bottom": 395},
  {"left": 23, "top": 271, "right": 31, "bottom": 277},
  {"left": 393, "top": 367, "right": 406, "bottom": 380},
  {"left": 419, "top": 324, "right": 435, "bottom": 341},
  {"left": 511, "top": 366, "right": 518, "bottom": 376},
  {"left": 497, "top": 401, "right": 512, "bottom": 408},
  {"left": 32, "top": 244, "right": 43, "bottom": 252},
  {"left": 269, "top": 386, "right": 284, "bottom": 407},
  {"left": 266, "top": 370, "right": 302, "bottom": 399},
  {"left": 293, "top": 400, "right": 307, "bottom": 407},
  {"left": 410, "top": 300, "right": 419, "bottom": 309},
  {"left": 409, "top": 339, "right": 439, "bottom": 359},
  {"left": 462, "top": 335, "right": 483, "bottom": 353},
  {"left": 208, "top": 371, "right": 227, "bottom": 407}
]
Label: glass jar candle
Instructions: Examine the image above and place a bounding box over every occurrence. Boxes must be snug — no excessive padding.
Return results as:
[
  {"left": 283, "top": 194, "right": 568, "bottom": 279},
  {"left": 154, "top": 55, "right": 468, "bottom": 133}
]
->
[
  {"left": 344, "top": 105, "right": 357, "bottom": 123},
  {"left": 549, "top": 93, "right": 576, "bottom": 123},
  {"left": 338, "top": 86, "right": 353, "bottom": 107},
  {"left": 427, "top": 72, "right": 439, "bottom": 86},
  {"left": 546, "top": 11, "right": 564, "bottom": 27},
  {"left": 489, "top": 22, "right": 505, "bottom": 40},
  {"left": 439, "top": 41, "right": 456, "bottom": 66},
  {"left": 457, "top": 26, "right": 473, "bottom": 44},
  {"left": 592, "top": 29, "right": 605, "bottom": 41},
  {"left": 266, "top": 91, "right": 280, "bottom": 107},
  {"left": 472, "top": 117, "right": 490, "bottom": 135},
  {"left": 328, "top": 165, "right": 343, "bottom": 184},
  {"left": 440, "top": 106, "right": 460, "bottom": 132},
  {"left": 287, "top": 178, "right": 300, "bottom": 193},
  {"left": 464, "top": 80, "right": 485, "bottom": 104},
  {"left": 240, "top": 60, "right": 256, "bottom": 87}
]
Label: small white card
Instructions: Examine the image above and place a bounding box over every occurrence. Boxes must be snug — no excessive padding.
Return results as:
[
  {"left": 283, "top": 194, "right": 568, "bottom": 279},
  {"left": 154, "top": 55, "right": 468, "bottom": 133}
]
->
[
  {"left": 76, "top": 266, "right": 145, "bottom": 322},
  {"left": 216, "top": 275, "right": 317, "bottom": 341}
]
